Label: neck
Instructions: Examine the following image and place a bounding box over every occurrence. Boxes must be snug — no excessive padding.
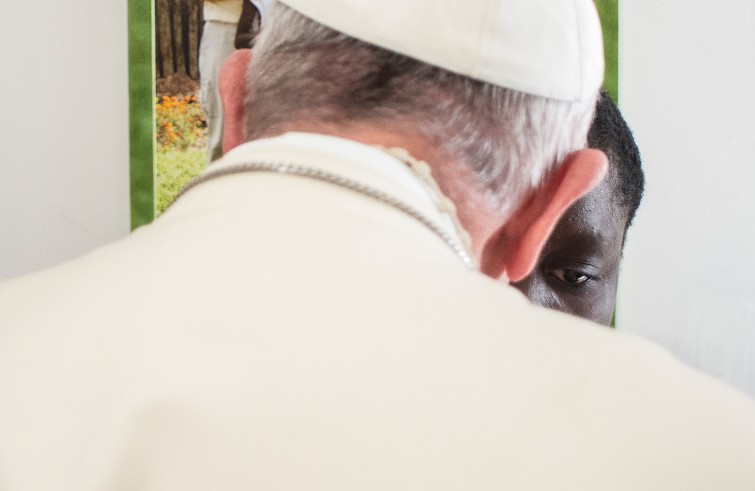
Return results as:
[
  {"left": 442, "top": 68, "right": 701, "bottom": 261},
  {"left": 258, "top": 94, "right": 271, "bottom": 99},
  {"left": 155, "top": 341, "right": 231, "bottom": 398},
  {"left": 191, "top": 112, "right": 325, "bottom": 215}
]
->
[{"left": 259, "top": 123, "right": 504, "bottom": 260}]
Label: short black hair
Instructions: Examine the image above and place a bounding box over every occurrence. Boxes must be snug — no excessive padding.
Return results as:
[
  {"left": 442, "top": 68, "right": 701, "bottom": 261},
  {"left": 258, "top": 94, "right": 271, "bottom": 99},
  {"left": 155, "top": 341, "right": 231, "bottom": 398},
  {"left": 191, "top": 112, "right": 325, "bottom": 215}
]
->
[{"left": 587, "top": 91, "right": 645, "bottom": 230}]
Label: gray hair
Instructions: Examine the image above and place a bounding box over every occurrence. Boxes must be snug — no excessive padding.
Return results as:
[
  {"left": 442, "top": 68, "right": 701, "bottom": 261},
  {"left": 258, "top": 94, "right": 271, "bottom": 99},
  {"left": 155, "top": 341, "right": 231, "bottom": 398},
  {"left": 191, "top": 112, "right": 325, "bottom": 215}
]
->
[{"left": 246, "top": 4, "right": 597, "bottom": 216}]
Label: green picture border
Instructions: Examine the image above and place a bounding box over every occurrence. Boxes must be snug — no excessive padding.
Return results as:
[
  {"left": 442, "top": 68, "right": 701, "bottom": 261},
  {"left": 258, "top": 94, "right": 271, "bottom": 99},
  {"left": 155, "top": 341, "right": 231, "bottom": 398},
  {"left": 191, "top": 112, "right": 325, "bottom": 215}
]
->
[
  {"left": 596, "top": 0, "right": 619, "bottom": 101},
  {"left": 128, "top": 0, "right": 155, "bottom": 230}
]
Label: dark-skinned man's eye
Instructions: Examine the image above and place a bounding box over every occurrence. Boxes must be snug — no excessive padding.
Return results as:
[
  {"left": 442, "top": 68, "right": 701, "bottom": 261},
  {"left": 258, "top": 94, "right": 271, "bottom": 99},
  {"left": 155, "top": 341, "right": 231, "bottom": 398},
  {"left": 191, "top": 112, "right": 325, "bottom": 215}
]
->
[{"left": 550, "top": 269, "right": 591, "bottom": 285}]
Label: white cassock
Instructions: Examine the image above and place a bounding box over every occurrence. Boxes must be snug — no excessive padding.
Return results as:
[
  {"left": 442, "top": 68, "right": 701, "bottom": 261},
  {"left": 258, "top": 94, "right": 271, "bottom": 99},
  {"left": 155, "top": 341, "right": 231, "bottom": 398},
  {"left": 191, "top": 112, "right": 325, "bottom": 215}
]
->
[{"left": 1, "top": 132, "right": 754, "bottom": 490}]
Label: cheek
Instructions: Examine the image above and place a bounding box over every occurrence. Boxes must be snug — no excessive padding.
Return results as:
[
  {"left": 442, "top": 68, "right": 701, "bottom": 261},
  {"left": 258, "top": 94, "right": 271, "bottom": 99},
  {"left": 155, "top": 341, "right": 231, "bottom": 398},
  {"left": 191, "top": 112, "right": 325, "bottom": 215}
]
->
[
  {"left": 512, "top": 271, "right": 619, "bottom": 326},
  {"left": 593, "top": 281, "right": 619, "bottom": 326},
  {"left": 509, "top": 277, "right": 533, "bottom": 302},
  {"left": 547, "top": 279, "right": 618, "bottom": 325},
  {"left": 511, "top": 275, "right": 560, "bottom": 311}
]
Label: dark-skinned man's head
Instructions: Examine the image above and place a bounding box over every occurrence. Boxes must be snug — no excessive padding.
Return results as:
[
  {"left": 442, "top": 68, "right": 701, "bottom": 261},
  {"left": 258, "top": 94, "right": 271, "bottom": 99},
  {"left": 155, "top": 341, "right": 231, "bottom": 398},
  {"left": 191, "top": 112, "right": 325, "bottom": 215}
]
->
[{"left": 512, "top": 92, "right": 644, "bottom": 325}]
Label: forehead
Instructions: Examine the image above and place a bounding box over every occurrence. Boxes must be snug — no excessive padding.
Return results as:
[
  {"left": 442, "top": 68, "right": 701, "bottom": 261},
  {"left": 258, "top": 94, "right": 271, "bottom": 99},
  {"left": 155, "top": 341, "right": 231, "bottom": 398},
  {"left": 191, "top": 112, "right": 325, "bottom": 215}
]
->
[{"left": 547, "top": 172, "right": 628, "bottom": 254}]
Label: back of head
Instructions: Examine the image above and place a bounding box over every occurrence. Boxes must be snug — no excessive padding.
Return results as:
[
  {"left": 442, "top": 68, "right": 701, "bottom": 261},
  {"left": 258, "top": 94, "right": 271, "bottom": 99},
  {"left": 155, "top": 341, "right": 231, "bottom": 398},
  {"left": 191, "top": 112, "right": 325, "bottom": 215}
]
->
[
  {"left": 245, "top": 0, "right": 604, "bottom": 218},
  {"left": 588, "top": 91, "right": 645, "bottom": 231}
]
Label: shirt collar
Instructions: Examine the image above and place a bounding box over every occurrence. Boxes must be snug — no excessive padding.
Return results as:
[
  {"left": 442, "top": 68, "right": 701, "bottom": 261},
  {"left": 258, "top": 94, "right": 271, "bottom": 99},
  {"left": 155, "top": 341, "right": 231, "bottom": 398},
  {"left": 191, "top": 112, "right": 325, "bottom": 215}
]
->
[{"left": 207, "top": 132, "right": 472, "bottom": 253}]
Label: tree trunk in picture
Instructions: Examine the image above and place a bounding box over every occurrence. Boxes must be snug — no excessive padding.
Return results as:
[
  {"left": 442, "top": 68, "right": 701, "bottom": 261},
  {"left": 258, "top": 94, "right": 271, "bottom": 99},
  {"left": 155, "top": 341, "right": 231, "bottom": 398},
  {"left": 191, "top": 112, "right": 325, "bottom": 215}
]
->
[
  {"left": 156, "top": 0, "right": 203, "bottom": 79},
  {"left": 188, "top": 0, "right": 201, "bottom": 79},
  {"left": 156, "top": 0, "right": 173, "bottom": 77},
  {"left": 172, "top": 0, "right": 186, "bottom": 75}
]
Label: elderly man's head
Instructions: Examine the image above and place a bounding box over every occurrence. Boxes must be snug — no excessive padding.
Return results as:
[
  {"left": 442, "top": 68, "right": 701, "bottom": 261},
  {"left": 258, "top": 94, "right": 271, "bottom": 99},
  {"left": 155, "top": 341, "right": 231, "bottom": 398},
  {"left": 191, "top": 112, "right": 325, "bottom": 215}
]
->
[{"left": 223, "top": 0, "right": 608, "bottom": 282}]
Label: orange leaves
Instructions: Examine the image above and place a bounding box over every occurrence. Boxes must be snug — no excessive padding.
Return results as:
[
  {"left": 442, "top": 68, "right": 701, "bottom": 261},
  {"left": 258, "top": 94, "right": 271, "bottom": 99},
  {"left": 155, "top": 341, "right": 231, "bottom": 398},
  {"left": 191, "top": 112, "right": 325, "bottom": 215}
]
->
[{"left": 155, "top": 94, "right": 206, "bottom": 152}]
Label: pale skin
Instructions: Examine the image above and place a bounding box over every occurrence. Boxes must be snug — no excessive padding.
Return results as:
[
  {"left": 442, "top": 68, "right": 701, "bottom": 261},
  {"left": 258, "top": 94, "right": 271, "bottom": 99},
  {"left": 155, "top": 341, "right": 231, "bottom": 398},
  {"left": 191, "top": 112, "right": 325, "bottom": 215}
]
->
[{"left": 218, "top": 49, "right": 608, "bottom": 282}]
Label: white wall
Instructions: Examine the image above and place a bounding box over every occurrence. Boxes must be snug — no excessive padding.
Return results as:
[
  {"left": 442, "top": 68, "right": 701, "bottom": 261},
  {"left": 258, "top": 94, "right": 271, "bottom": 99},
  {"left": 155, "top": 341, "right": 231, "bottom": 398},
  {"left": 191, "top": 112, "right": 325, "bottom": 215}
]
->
[
  {"left": 618, "top": 1, "right": 755, "bottom": 398},
  {"left": 0, "top": 1, "right": 131, "bottom": 279}
]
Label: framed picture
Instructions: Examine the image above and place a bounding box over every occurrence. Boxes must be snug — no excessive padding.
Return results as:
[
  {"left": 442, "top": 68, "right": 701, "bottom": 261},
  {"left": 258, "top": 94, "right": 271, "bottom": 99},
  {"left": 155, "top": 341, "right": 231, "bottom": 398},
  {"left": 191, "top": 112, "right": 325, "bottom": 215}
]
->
[{"left": 128, "top": 0, "right": 618, "bottom": 230}]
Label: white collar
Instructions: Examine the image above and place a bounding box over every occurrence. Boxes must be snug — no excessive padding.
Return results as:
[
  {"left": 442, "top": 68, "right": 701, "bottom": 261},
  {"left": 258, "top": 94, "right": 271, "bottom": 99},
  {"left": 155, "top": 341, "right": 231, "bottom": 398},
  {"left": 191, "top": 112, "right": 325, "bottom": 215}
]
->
[
  {"left": 202, "top": 132, "right": 476, "bottom": 267},
  {"left": 218, "top": 133, "right": 433, "bottom": 205}
]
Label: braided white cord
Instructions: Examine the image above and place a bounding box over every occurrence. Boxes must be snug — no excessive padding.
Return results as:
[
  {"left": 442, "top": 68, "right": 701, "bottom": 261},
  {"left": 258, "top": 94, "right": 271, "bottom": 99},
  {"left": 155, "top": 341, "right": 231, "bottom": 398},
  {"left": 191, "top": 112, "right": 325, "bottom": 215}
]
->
[{"left": 170, "top": 161, "right": 478, "bottom": 271}]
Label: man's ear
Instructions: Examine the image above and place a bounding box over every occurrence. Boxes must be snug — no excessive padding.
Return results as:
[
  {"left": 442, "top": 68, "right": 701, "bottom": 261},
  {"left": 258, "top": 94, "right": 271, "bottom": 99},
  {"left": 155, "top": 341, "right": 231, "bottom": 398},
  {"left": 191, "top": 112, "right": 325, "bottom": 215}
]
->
[
  {"left": 479, "top": 149, "right": 608, "bottom": 282},
  {"left": 219, "top": 48, "right": 252, "bottom": 154}
]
